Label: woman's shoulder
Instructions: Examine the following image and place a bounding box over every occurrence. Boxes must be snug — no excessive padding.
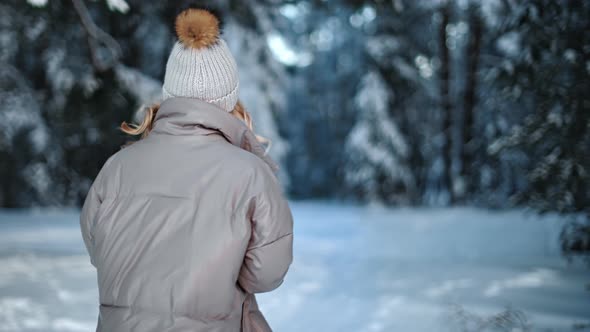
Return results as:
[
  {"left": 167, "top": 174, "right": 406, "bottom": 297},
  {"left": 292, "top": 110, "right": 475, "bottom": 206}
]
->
[{"left": 220, "top": 142, "right": 276, "bottom": 178}]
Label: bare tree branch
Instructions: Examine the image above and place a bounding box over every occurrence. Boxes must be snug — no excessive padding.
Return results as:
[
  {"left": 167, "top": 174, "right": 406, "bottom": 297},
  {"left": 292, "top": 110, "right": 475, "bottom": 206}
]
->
[
  {"left": 71, "top": 0, "right": 122, "bottom": 71},
  {"left": 70, "top": 0, "right": 162, "bottom": 104}
]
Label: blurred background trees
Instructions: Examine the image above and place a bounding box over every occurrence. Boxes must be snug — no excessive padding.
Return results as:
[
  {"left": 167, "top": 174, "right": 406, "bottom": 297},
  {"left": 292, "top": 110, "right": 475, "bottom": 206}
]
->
[{"left": 1, "top": 0, "right": 588, "bottom": 253}]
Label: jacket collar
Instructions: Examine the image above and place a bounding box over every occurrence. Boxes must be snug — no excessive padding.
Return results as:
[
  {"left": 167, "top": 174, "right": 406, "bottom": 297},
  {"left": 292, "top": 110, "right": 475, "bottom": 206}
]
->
[{"left": 151, "top": 97, "right": 279, "bottom": 174}]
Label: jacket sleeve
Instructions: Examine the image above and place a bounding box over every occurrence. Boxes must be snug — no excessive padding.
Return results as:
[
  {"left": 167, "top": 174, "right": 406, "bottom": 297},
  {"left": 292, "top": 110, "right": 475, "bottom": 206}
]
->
[
  {"left": 238, "top": 168, "right": 294, "bottom": 294},
  {"left": 79, "top": 156, "right": 113, "bottom": 267},
  {"left": 80, "top": 180, "right": 101, "bottom": 267}
]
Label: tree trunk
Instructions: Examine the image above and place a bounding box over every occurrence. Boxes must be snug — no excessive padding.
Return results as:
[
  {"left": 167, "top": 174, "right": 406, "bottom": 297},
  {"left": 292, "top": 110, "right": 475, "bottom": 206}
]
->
[
  {"left": 439, "top": 2, "right": 454, "bottom": 203},
  {"left": 460, "top": 5, "right": 483, "bottom": 199}
]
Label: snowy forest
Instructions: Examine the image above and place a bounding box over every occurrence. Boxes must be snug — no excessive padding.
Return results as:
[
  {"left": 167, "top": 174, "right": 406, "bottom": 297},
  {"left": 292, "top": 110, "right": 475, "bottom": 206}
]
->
[
  {"left": 2, "top": 0, "right": 588, "bottom": 254},
  {"left": 1, "top": 0, "right": 590, "bottom": 330}
]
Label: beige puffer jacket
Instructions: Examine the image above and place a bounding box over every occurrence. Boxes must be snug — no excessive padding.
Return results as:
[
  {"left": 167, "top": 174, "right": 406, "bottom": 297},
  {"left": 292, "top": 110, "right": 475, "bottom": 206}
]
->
[{"left": 79, "top": 97, "right": 294, "bottom": 332}]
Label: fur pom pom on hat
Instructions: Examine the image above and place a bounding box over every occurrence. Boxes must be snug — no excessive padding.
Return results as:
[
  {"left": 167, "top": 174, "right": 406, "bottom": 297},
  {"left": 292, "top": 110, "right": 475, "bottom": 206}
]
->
[
  {"left": 175, "top": 8, "right": 220, "bottom": 49},
  {"left": 162, "top": 8, "right": 239, "bottom": 112}
]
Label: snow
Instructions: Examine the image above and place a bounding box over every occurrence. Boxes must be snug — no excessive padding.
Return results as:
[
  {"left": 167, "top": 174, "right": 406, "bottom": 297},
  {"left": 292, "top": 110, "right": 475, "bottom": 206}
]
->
[
  {"left": 266, "top": 34, "right": 313, "bottom": 67},
  {"left": 349, "top": 5, "right": 377, "bottom": 28},
  {"left": 0, "top": 204, "right": 588, "bottom": 331},
  {"left": 279, "top": 4, "right": 309, "bottom": 21},
  {"left": 105, "top": 0, "right": 129, "bottom": 14},
  {"left": 496, "top": 32, "right": 521, "bottom": 57},
  {"left": 366, "top": 36, "right": 401, "bottom": 64},
  {"left": 26, "top": 0, "right": 48, "bottom": 8}
]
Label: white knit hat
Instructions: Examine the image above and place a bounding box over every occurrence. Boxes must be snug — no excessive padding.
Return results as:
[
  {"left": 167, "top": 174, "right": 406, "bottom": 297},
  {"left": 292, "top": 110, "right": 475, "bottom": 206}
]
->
[{"left": 162, "top": 8, "right": 239, "bottom": 113}]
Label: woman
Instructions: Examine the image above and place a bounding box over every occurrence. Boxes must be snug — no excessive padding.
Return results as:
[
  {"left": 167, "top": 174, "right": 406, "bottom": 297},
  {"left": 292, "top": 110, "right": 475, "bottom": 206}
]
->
[{"left": 79, "top": 8, "right": 294, "bottom": 332}]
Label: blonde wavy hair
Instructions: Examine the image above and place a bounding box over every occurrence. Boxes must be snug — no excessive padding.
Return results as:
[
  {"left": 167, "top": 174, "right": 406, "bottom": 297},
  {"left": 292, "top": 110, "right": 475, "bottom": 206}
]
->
[{"left": 120, "top": 101, "right": 270, "bottom": 152}]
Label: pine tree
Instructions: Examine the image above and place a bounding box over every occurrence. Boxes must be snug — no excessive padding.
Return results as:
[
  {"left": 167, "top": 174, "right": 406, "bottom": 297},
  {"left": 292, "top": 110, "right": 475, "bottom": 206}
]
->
[
  {"left": 344, "top": 71, "right": 414, "bottom": 204},
  {"left": 488, "top": 0, "right": 590, "bottom": 256},
  {"left": 0, "top": 0, "right": 290, "bottom": 207}
]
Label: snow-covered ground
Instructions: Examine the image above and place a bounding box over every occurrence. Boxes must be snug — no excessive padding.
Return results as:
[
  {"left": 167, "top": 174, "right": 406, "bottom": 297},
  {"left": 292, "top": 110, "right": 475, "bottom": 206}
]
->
[{"left": 0, "top": 202, "right": 588, "bottom": 331}]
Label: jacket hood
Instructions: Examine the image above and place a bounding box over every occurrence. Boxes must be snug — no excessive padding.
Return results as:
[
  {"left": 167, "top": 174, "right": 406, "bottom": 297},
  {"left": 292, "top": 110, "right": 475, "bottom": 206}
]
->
[{"left": 151, "top": 97, "right": 279, "bottom": 174}]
